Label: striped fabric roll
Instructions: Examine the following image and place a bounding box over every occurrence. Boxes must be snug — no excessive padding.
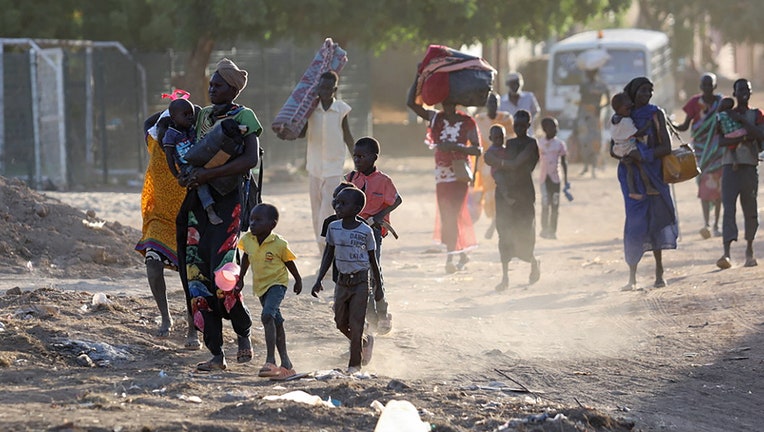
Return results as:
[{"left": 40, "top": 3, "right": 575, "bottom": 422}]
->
[{"left": 271, "top": 38, "right": 348, "bottom": 140}]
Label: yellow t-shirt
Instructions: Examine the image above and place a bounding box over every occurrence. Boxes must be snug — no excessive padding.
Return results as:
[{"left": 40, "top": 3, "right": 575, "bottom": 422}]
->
[{"left": 238, "top": 232, "right": 296, "bottom": 298}]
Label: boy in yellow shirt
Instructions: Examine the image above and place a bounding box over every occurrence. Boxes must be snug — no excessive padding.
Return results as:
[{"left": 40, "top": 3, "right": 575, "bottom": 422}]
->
[{"left": 238, "top": 203, "right": 303, "bottom": 380}]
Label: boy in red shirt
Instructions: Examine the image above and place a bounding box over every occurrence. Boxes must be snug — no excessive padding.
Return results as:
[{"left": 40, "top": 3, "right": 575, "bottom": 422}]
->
[{"left": 345, "top": 137, "right": 402, "bottom": 335}]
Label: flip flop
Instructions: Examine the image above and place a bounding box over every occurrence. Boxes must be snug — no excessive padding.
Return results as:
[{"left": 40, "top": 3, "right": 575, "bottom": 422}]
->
[
  {"left": 196, "top": 359, "right": 227, "bottom": 371},
  {"left": 269, "top": 367, "right": 297, "bottom": 381},
  {"left": 258, "top": 362, "right": 280, "bottom": 377},
  {"left": 716, "top": 256, "right": 731, "bottom": 270}
]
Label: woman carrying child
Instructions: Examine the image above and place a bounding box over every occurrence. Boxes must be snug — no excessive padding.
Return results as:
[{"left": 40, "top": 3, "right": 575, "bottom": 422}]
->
[
  {"left": 177, "top": 58, "right": 263, "bottom": 371},
  {"left": 484, "top": 112, "right": 541, "bottom": 290},
  {"left": 615, "top": 77, "right": 678, "bottom": 291}
]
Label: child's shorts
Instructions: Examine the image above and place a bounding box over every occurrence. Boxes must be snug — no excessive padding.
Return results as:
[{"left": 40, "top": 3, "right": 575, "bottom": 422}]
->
[{"left": 337, "top": 270, "right": 369, "bottom": 287}]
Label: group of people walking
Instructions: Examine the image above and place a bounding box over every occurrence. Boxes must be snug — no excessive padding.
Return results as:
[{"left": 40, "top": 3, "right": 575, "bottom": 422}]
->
[
  {"left": 675, "top": 74, "right": 763, "bottom": 270},
  {"left": 134, "top": 54, "right": 762, "bottom": 375},
  {"left": 137, "top": 60, "right": 403, "bottom": 375}
]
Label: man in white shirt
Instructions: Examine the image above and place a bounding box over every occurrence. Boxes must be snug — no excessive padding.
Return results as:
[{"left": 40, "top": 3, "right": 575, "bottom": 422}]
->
[
  {"left": 499, "top": 72, "right": 541, "bottom": 136},
  {"left": 302, "top": 71, "right": 354, "bottom": 253}
]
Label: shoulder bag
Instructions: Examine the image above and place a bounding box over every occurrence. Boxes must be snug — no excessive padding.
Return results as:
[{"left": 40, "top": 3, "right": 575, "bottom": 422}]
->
[{"left": 654, "top": 113, "right": 700, "bottom": 184}]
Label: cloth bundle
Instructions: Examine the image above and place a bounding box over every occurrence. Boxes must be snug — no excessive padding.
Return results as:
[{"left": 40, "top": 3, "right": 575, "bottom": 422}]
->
[
  {"left": 271, "top": 38, "right": 348, "bottom": 140},
  {"left": 415, "top": 45, "right": 496, "bottom": 107},
  {"left": 185, "top": 119, "right": 245, "bottom": 196},
  {"left": 576, "top": 48, "right": 610, "bottom": 71}
]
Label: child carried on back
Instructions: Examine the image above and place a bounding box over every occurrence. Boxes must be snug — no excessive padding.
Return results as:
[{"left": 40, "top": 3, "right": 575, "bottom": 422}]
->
[
  {"left": 717, "top": 96, "right": 745, "bottom": 169},
  {"left": 610, "top": 92, "right": 659, "bottom": 200}
]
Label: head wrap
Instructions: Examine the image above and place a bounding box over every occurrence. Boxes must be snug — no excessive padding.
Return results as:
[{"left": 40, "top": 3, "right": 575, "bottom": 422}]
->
[
  {"left": 623, "top": 76, "right": 652, "bottom": 103},
  {"left": 215, "top": 58, "right": 248, "bottom": 96}
]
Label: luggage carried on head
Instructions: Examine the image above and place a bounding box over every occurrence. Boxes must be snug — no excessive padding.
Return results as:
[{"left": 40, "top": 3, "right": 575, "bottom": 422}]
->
[{"left": 415, "top": 45, "right": 496, "bottom": 107}]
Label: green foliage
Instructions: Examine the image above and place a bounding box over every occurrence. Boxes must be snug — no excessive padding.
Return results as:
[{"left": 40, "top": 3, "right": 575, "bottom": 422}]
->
[{"left": 0, "top": 0, "right": 629, "bottom": 51}]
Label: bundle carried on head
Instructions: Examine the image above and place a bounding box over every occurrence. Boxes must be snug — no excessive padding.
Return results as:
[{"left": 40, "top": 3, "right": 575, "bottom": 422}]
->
[
  {"left": 576, "top": 48, "right": 610, "bottom": 71},
  {"left": 271, "top": 38, "right": 348, "bottom": 140},
  {"left": 415, "top": 45, "right": 496, "bottom": 107}
]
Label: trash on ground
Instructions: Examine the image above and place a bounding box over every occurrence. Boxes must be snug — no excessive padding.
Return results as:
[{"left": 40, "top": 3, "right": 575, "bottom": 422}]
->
[
  {"left": 263, "top": 390, "right": 336, "bottom": 408},
  {"left": 374, "top": 399, "right": 431, "bottom": 432}
]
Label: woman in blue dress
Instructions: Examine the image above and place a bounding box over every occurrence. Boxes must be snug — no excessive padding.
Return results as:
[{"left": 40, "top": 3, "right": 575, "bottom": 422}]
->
[{"left": 614, "top": 77, "right": 678, "bottom": 290}]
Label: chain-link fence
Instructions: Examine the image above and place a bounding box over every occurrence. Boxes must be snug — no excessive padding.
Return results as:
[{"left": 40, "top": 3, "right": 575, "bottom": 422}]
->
[{"left": 1, "top": 39, "right": 371, "bottom": 190}]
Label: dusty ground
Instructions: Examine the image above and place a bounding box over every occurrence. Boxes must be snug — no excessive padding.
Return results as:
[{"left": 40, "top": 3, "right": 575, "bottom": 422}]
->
[{"left": 0, "top": 154, "right": 762, "bottom": 431}]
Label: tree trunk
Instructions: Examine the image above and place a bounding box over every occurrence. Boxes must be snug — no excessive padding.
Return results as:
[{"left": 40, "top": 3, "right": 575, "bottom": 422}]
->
[{"left": 174, "top": 34, "right": 215, "bottom": 105}]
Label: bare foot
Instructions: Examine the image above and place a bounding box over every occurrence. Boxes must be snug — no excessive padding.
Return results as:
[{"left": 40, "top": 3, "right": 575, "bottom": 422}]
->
[
  {"left": 456, "top": 254, "right": 469, "bottom": 271},
  {"left": 529, "top": 259, "right": 540, "bottom": 285},
  {"left": 621, "top": 282, "right": 637, "bottom": 291},
  {"left": 495, "top": 279, "right": 508, "bottom": 292},
  {"left": 157, "top": 319, "right": 172, "bottom": 337},
  {"left": 206, "top": 207, "right": 223, "bottom": 225},
  {"left": 484, "top": 221, "right": 496, "bottom": 240},
  {"left": 184, "top": 332, "right": 201, "bottom": 350},
  {"left": 445, "top": 262, "right": 457, "bottom": 274}
]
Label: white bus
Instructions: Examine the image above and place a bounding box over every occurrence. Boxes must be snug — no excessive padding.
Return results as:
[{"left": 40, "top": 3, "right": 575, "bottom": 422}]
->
[{"left": 545, "top": 28, "right": 675, "bottom": 141}]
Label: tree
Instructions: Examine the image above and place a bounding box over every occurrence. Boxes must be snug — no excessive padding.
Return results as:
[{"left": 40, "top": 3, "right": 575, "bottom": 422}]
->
[{"left": 0, "top": 0, "right": 629, "bottom": 100}]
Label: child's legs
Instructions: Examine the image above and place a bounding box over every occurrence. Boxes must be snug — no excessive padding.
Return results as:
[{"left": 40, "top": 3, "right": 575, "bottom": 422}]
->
[
  {"left": 636, "top": 163, "right": 657, "bottom": 192},
  {"left": 259, "top": 285, "right": 287, "bottom": 365},
  {"left": 335, "top": 281, "right": 368, "bottom": 368},
  {"left": 334, "top": 284, "right": 352, "bottom": 339},
  {"left": 540, "top": 179, "right": 550, "bottom": 231},
  {"left": 625, "top": 164, "right": 638, "bottom": 195},
  {"left": 721, "top": 165, "right": 740, "bottom": 243},
  {"left": 366, "top": 228, "right": 387, "bottom": 324},
  {"left": 196, "top": 184, "right": 216, "bottom": 209},
  {"left": 546, "top": 179, "right": 561, "bottom": 234},
  {"left": 738, "top": 165, "right": 759, "bottom": 242}
]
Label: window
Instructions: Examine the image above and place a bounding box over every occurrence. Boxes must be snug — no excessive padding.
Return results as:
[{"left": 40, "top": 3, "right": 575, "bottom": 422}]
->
[{"left": 552, "top": 49, "right": 647, "bottom": 86}]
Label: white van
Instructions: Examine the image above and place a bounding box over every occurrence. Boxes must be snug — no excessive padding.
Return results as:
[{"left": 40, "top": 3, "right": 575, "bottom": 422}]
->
[{"left": 545, "top": 28, "right": 675, "bottom": 141}]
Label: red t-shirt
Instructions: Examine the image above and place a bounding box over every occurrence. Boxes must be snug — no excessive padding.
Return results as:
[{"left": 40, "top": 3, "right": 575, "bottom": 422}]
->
[{"left": 345, "top": 169, "right": 399, "bottom": 234}]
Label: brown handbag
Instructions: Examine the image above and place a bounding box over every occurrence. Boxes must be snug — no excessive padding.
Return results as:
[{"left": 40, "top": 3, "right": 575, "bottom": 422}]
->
[
  {"left": 662, "top": 144, "right": 700, "bottom": 184},
  {"left": 653, "top": 113, "right": 700, "bottom": 184}
]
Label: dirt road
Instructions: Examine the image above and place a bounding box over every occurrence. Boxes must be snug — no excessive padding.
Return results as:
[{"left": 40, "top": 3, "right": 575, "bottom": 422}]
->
[{"left": 1, "top": 155, "right": 762, "bottom": 431}]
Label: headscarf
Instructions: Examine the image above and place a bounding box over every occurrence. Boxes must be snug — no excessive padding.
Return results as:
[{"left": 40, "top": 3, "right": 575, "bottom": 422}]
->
[
  {"left": 623, "top": 76, "right": 652, "bottom": 104},
  {"left": 215, "top": 58, "right": 248, "bottom": 97}
]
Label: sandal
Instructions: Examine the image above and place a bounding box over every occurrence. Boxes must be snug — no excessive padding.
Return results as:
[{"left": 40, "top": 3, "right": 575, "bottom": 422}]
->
[
  {"left": 236, "top": 348, "right": 253, "bottom": 363},
  {"left": 258, "top": 362, "right": 280, "bottom": 377},
  {"left": 716, "top": 256, "right": 732, "bottom": 270},
  {"left": 196, "top": 358, "right": 227, "bottom": 371},
  {"left": 269, "top": 367, "right": 297, "bottom": 381}
]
